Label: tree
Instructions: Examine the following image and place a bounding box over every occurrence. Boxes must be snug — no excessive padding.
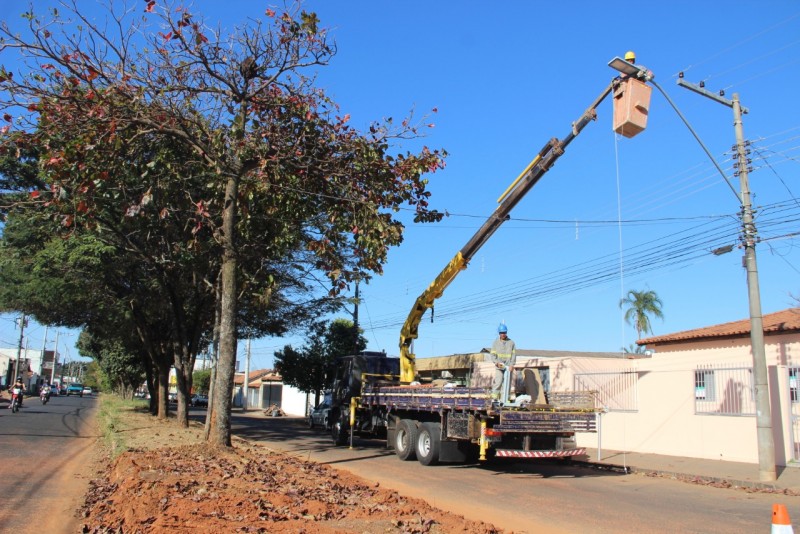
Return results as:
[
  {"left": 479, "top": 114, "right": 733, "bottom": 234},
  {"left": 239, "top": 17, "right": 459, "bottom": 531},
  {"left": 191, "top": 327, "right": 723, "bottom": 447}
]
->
[
  {"left": 275, "top": 318, "right": 366, "bottom": 407},
  {"left": 76, "top": 330, "right": 146, "bottom": 399},
  {"left": 193, "top": 369, "right": 211, "bottom": 395},
  {"left": 619, "top": 289, "right": 664, "bottom": 340},
  {"left": 0, "top": 1, "right": 445, "bottom": 447}
]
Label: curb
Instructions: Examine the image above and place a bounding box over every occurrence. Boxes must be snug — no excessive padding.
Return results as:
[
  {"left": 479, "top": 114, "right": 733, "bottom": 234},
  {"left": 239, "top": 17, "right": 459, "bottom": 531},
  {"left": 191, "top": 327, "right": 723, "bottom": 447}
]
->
[{"left": 575, "top": 460, "right": 798, "bottom": 494}]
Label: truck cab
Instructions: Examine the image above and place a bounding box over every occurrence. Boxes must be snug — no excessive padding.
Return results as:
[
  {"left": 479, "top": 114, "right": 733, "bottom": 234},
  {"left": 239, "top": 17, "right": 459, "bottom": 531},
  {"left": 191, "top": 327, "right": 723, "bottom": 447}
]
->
[{"left": 329, "top": 351, "right": 400, "bottom": 445}]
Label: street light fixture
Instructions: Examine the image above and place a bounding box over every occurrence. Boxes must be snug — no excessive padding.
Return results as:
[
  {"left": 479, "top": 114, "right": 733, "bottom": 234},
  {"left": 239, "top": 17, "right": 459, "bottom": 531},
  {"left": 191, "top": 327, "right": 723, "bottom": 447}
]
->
[{"left": 607, "top": 56, "right": 654, "bottom": 81}]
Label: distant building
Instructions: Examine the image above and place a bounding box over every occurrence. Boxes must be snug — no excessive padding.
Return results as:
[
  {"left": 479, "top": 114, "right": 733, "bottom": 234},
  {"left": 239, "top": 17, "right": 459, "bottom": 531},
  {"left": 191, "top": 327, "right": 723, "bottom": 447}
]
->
[
  {"left": 0, "top": 348, "right": 56, "bottom": 387},
  {"left": 233, "top": 369, "right": 309, "bottom": 416}
]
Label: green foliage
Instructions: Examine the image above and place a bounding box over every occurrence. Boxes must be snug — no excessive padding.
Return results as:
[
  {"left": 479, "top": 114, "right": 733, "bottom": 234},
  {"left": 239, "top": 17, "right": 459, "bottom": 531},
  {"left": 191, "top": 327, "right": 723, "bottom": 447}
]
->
[
  {"left": 274, "top": 318, "right": 366, "bottom": 402},
  {"left": 619, "top": 289, "right": 665, "bottom": 339},
  {"left": 193, "top": 369, "right": 211, "bottom": 394},
  {"left": 77, "top": 330, "right": 146, "bottom": 397},
  {"left": 0, "top": 2, "right": 446, "bottom": 443}
]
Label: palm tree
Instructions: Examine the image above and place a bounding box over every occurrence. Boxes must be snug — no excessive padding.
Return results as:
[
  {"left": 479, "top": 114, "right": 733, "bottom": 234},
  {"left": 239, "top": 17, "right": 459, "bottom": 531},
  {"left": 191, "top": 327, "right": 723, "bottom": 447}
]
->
[{"left": 619, "top": 289, "right": 664, "bottom": 340}]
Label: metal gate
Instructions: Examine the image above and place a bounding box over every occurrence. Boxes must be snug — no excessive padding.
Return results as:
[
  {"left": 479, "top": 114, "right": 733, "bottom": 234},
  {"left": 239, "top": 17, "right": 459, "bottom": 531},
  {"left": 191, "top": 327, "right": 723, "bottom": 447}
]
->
[{"left": 789, "top": 366, "right": 800, "bottom": 462}]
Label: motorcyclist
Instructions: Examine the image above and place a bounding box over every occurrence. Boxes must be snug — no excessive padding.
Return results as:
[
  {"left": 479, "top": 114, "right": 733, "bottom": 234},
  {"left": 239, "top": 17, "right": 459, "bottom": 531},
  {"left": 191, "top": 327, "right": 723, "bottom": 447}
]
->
[
  {"left": 40, "top": 382, "right": 51, "bottom": 402},
  {"left": 9, "top": 376, "right": 25, "bottom": 408}
]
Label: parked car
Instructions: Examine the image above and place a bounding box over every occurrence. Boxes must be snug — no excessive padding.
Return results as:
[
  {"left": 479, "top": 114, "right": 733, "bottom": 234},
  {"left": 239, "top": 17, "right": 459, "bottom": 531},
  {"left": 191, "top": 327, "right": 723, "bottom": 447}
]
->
[
  {"left": 168, "top": 392, "right": 177, "bottom": 403},
  {"left": 66, "top": 383, "right": 84, "bottom": 396},
  {"left": 190, "top": 394, "right": 208, "bottom": 407},
  {"left": 82, "top": 386, "right": 93, "bottom": 396},
  {"left": 307, "top": 401, "right": 331, "bottom": 429},
  {"left": 49, "top": 384, "right": 60, "bottom": 396}
]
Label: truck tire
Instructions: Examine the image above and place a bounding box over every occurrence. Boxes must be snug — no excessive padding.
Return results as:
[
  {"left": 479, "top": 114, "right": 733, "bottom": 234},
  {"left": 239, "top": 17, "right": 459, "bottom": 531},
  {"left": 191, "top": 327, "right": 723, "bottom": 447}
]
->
[
  {"left": 331, "top": 412, "right": 348, "bottom": 446},
  {"left": 416, "top": 422, "right": 442, "bottom": 466},
  {"left": 394, "top": 419, "right": 418, "bottom": 461}
]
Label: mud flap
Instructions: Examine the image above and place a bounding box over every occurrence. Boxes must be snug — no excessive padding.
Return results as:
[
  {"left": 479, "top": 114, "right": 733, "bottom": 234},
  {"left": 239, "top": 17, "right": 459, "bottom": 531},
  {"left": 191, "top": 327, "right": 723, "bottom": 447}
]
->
[{"left": 438, "top": 440, "right": 472, "bottom": 463}]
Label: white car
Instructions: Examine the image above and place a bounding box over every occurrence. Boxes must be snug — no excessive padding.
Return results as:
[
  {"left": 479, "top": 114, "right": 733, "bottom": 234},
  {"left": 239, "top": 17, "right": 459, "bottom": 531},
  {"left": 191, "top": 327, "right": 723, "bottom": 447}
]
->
[
  {"left": 307, "top": 401, "right": 331, "bottom": 429},
  {"left": 82, "top": 386, "right": 93, "bottom": 396}
]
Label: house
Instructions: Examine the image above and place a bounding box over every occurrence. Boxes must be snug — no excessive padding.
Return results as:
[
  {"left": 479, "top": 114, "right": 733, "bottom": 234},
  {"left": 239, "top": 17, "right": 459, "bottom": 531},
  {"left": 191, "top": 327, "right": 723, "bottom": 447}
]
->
[
  {"left": 414, "top": 308, "right": 800, "bottom": 466},
  {"left": 0, "top": 348, "right": 56, "bottom": 388},
  {"left": 233, "top": 369, "right": 311, "bottom": 417}
]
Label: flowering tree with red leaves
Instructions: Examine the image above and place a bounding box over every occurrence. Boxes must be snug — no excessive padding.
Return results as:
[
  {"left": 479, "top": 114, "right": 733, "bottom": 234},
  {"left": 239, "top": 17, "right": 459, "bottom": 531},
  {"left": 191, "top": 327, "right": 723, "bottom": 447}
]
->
[{"left": 0, "top": 1, "right": 445, "bottom": 446}]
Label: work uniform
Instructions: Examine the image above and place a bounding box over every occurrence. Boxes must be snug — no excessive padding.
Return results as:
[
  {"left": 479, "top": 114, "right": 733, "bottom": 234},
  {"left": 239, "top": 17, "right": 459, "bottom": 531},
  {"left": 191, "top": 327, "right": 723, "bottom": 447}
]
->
[{"left": 489, "top": 336, "right": 516, "bottom": 398}]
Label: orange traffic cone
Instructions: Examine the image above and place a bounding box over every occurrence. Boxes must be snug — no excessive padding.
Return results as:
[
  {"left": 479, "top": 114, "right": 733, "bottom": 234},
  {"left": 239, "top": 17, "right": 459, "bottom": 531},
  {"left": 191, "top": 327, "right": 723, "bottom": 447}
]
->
[{"left": 773, "top": 504, "right": 794, "bottom": 534}]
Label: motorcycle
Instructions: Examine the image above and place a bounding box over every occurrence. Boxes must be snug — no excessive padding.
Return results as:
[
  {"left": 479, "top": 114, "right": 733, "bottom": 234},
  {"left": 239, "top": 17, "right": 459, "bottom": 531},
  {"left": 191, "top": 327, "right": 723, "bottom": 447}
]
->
[
  {"left": 9, "top": 387, "right": 22, "bottom": 413},
  {"left": 40, "top": 387, "right": 51, "bottom": 405}
]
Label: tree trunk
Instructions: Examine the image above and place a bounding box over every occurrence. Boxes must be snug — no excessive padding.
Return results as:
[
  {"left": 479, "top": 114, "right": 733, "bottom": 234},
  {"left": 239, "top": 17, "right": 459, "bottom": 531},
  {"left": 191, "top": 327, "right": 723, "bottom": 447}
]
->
[
  {"left": 204, "top": 277, "right": 222, "bottom": 440},
  {"left": 156, "top": 360, "right": 170, "bottom": 420},
  {"left": 207, "top": 175, "right": 240, "bottom": 447}
]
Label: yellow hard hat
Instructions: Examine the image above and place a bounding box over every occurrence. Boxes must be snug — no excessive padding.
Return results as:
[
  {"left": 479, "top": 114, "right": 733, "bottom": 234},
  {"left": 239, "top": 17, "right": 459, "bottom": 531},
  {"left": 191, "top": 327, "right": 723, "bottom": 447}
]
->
[{"left": 624, "top": 50, "right": 636, "bottom": 63}]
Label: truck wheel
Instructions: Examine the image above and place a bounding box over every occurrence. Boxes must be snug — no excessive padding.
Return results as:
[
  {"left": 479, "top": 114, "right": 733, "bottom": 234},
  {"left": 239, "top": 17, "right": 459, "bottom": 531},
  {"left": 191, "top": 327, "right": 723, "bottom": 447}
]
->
[
  {"left": 416, "top": 422, "right": 442, "bottom": 466},
  {"left": 394, "top": 419, "right": 418, "bottom": 461},
  {"left": 331, "top": 413, "right": 348, "bottom": 446}
]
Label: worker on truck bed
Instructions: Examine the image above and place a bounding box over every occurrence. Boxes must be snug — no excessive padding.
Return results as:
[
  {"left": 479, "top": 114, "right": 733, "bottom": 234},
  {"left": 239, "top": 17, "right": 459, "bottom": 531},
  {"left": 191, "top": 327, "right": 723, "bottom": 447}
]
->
[{"left": 490, "top": 323, "right": 516, "bottom": 400}]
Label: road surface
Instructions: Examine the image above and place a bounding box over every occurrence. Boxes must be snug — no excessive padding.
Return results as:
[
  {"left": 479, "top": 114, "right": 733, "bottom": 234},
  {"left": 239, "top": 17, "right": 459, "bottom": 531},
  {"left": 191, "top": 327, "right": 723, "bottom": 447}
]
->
[
  {"left": 229, "top": 413, "right": 796, "bottom": 534},
  {"left": 0, "top": 392, "right": 98, "bottom": 533}
]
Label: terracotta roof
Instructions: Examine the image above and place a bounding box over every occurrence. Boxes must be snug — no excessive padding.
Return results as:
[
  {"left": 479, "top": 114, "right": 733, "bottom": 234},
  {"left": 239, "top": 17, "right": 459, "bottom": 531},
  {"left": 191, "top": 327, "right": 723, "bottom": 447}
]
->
[
  {"left": 233, "top": 369, "right": 281, "bottom": 386},
  {"left": 639, "top": 307, "right": 800, "bottom": 346}
]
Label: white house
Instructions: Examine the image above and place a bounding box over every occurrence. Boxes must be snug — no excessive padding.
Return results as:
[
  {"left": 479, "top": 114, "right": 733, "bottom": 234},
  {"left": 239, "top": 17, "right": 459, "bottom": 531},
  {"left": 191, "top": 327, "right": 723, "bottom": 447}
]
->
[{"left": 233, "top": 369, "right": 311, "bottom": 417}]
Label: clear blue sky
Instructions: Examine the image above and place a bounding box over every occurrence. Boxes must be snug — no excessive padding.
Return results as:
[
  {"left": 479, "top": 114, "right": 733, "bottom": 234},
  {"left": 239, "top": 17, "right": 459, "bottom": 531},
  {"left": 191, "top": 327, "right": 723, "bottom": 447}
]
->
[{"left": 1, "top": 1, "right": 799, "bottom": 371}]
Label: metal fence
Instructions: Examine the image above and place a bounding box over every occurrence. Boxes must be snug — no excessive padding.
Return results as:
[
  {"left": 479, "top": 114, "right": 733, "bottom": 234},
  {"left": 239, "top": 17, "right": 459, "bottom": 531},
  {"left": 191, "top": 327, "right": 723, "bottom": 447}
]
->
[
  {"left": 789, "top": 366, "right": 800, "bottom": 462},
  {"left": 694, "top": 363, "right": 755, "bottom": 416},
  {"left": 573, "top": 370, "right": 638, "bottom": 412}
]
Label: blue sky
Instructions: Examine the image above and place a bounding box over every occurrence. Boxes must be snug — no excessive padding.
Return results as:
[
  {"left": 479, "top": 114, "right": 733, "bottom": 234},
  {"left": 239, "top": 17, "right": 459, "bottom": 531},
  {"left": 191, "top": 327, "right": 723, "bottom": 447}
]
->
[{"left": 1, "top": 1, "right": 799, "bottom": 370}]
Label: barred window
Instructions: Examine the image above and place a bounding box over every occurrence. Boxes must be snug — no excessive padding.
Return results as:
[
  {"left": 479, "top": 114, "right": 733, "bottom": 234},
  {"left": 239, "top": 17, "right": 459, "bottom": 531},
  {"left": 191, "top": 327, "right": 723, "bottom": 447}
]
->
[
  {"left": 695, "top": 370, "right": 715, "bottom": 401},
  {"left": 694, "top": 364, "right": 754, "bottom": 416}
]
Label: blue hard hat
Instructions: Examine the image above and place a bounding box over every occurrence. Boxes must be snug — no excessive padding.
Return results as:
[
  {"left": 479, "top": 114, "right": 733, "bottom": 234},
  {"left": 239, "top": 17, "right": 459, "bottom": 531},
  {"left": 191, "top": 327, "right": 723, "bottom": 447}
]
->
[{"left": 497, "top": 323, "right": 508, "bottom": 334}]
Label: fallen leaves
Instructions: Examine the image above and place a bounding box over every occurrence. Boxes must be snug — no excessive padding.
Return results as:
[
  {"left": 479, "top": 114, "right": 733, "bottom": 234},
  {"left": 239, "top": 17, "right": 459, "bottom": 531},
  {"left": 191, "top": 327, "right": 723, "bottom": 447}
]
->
[{"left": 80, "top": 443, "right": 501, "bottom": 533}]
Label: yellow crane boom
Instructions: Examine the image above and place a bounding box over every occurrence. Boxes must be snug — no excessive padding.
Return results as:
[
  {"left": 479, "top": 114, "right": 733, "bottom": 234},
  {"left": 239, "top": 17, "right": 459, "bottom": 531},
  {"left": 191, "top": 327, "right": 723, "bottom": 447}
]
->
[{"left": 398, "top": 78, "right": 621, "bottom": 383}]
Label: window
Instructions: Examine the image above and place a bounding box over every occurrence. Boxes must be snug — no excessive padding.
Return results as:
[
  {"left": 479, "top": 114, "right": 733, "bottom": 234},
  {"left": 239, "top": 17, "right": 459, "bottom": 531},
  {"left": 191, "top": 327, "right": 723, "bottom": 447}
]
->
[
  {"left": 694, "top": 364, "right": 754, "bottom": 416},
  {"left": 695, "top": 370, "right": 715, "bottom": 401}
]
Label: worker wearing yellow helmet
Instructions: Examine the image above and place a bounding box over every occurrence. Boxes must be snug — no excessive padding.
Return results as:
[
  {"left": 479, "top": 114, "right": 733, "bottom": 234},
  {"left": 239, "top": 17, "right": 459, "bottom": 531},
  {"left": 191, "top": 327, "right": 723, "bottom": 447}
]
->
[{"left": 624, "top": 50, "right": 636, "bottom": 64}]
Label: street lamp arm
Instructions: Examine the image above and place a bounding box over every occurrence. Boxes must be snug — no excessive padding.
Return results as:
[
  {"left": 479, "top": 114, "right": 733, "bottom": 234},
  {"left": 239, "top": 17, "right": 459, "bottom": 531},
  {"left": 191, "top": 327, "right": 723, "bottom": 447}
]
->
[{"left": 650, "top": 78, "right": 741, "bottom": 203}]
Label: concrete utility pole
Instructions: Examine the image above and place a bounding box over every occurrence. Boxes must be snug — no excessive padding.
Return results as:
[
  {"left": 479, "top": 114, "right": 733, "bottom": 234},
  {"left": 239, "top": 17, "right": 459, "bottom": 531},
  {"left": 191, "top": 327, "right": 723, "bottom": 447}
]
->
[
  {"left": 50, "top": 331, "right": 59, "bottom": 385},
  {"left": 13, "top": 314, "right": 26, "bottom": 382},
  {"left": 732, "top": 93, "right": 776, "bottom": 482},
  {"left": 243, "top": 338, "right": 251, "bottom": 412},
  {"left": 39, "top": 325, "right": 48, "bottom": 381},
  {"left": 677, "top": 79, "right": 776, "bottom": 482}
]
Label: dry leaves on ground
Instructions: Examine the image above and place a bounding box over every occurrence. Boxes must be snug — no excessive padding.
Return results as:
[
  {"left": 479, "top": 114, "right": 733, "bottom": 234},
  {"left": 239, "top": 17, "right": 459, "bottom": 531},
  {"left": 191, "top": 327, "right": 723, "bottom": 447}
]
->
[{"left": 80, "top": 409, "right": 502, "bottom": 533}]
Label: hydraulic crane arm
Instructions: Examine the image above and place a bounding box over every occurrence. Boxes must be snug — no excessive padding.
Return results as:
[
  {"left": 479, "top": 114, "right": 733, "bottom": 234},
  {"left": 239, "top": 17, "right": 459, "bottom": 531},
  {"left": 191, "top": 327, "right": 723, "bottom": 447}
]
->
[{"left": 398, "top": 79, "right": 619, "bottom": 383}]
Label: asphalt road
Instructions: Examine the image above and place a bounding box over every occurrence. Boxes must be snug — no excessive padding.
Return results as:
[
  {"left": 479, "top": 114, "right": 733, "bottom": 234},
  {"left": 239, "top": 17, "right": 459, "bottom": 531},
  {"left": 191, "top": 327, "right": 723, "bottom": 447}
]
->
[
  {"left": 228, "top": 412, "right": 796, "bottom": 534},
  {"left": 0, "top": 392, "right": 98, "bottom": 533}
]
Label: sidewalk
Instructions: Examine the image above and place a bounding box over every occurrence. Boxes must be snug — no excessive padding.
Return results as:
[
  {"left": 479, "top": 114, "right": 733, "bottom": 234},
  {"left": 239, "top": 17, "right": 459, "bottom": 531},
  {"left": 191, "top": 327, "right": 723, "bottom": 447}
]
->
[{"left": 578, "top": 447, "right": 800, "bottom": 493}]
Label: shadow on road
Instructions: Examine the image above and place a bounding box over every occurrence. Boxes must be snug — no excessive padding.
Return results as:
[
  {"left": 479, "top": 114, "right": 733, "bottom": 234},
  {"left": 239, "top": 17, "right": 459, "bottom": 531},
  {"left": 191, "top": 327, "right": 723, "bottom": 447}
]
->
[{"left": 201, "top": 411, "right": 626, "bottom": 481}]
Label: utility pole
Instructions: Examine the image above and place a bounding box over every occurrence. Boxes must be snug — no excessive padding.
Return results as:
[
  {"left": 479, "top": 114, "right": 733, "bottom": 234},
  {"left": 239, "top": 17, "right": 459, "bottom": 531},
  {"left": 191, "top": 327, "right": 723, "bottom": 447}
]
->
[
  {"left": 13, "top": 314, "right": 26, "bottom": 382},
  {"left": 677, "top": 78, "right": 776, "bottom": 482},
  {"left": 243, "top": 338, "right": 251, "bottom": 412},
  {"left": 353, "top": 280, "right": 360, "bottom": 354},
  {"left": 40, "top": 325, "right": 48, "bottom": 384},
  {"left": 732, "top": 93, "right": 776, "bottom": 482},
  {"left": 50, "top": 331, "right": 60, "bottom": 385}
]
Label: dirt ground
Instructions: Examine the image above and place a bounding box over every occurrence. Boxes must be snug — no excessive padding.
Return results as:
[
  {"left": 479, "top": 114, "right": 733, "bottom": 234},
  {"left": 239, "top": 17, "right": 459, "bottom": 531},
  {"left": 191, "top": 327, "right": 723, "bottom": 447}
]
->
[{"left": 79, "top": 405, "right": 503, "bottom": 533}]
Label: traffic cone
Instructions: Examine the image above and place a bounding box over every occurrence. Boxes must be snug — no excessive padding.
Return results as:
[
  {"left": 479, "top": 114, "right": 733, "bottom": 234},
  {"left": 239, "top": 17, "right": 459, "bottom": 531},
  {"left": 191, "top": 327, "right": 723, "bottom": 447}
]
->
[{"left": 772, "top": 504, "right": 794, "bottom": 534}]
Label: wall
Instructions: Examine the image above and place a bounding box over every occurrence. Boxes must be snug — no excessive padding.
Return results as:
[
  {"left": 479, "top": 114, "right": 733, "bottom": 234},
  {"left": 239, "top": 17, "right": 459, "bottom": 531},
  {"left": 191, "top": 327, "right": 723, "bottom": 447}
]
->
[{"left": 564, "top": 333, "right": 800, "bottom": 465}]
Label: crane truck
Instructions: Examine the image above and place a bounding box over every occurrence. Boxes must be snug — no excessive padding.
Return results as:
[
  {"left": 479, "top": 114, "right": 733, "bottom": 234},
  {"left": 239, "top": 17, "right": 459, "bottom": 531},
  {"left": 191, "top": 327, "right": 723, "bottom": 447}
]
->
[{"left": 327, "top": 56, "right": 653, "bottom": 466}]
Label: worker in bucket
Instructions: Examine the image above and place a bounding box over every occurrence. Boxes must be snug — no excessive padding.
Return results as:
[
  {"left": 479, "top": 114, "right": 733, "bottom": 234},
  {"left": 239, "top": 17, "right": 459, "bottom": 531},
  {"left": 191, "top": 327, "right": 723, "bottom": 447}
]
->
[{"left": 490, "top": 323, "right": 516, "bottom": 401}]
